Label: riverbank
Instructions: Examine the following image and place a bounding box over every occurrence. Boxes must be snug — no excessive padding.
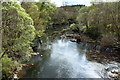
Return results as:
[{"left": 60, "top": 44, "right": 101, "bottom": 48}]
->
[
  {"left": 61, "top": 33, "right": 120, "bottom": 63},
  {"left": 12, "top": 52, "right": 43, "bottom": 79}
]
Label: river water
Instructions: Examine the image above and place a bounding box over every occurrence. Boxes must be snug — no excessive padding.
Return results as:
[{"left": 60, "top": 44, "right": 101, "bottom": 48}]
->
[
  {"left": 24, "top": 39, "right": 108, "bottom": 78},
  {"left": 23, "top": 27, "right": 120, "bottom": 78}
]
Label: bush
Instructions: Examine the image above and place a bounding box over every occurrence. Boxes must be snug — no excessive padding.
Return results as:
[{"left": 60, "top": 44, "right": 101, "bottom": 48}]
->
[
  {"left": 100, "top": 33, "right": 118, "bottom": 47},
  {"left": 1, "top": 54, "right": 14, "bottom": 79},
  {"left": 85, "top": 27, "right": 102, "bottom": 40}
]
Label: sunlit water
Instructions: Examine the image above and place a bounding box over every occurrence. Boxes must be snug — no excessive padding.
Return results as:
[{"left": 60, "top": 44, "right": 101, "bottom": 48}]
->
[{"left": 24, "top": 39, "right": 110, "bottom": 78}]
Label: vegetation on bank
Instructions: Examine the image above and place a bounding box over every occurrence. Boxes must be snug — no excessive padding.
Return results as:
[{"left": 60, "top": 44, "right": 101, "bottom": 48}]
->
[
  {"left": 2, "top": 2, "right": 36, "bottom": 79},
  {"left": 1, "top": 1, "right": 120, "bottom": 79},
  {"left": 68, "top": 2, "right": 120, "bottom": 64},
  {"left": 76, "top": 2, "right": 120, "bottom": 45},
  {"left": 1, "top": 1, "right": 56, "bottom": 79}
]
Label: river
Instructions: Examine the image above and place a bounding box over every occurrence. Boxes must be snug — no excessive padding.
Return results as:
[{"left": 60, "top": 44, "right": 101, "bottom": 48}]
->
[
  {"left": 23, "top": 39, "right": 106, "bottom": 78},
  {"left": 22, "top": 27, "right": 120, "bottom": 78}
]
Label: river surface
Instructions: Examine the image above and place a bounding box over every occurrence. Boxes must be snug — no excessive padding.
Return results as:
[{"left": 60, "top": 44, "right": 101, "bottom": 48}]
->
[{"left": 24, "top": 39, "right": 107, "bottom": 78}]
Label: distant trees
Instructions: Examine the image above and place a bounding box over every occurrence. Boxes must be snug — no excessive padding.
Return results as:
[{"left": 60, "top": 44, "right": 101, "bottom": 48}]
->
[
  {"left": 77, "top": 7, "right": 90, "bottom": 29},
  {"left": 51, "top": 6, "right": 79, "bottom": 25},
  {"left": 76, "top": 2, "right": 120, "bottom": 43},
  {"left": 51, "top": 8, "right": 68, "bottom": 25}
]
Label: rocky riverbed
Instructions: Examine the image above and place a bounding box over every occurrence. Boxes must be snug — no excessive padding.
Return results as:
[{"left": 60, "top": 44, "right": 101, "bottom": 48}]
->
[
  {"left": 61, "top": 33, "right": 120, "bottom": 79},
  {"left": 61, "top": 33, "right": 120, "bottom": 63}
]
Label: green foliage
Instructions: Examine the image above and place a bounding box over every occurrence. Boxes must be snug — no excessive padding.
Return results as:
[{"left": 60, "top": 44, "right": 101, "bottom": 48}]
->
[
  {"left": 51, "top": 6, "right": 79, "bottom": 25},
  {"left": 1, "top": 54, "right": 14, "bottom": 79},
  {"left": 51, "top": 8, "right": 68, "bottom": 24},
  {"left": 77, "top": 6, "right": 91, "bottom": 29},
  {"left": 2, "top": 2, "right": 35, "bottom": 60},
  {"left": 21, "top": 2, "right": 56, "bottom": 37},
  {"left": 36, "top": 2, "right": 56, "bottom": 25},
  {"left": 77, "top": 2, "right": 120, "bottom": 41},
  {"left": 1, "top": 2, "right": 36, "bottom": 78}
]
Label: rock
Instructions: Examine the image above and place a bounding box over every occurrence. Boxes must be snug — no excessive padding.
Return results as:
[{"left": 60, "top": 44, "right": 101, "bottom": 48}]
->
[
  {"left": 13, "top": 74, "right": 18, "bottom": 79},
  {"left": 15, "top": 71, "right": 18, "bottom": 74},
  {"left": 24, "top": 64, "right": 33, "bottom": 66},
  {"left": 41, "top": 55, "right": 43, "bottom": 57},
  {"left": 22, "top": 64, "right": 34, "bottom": 67},
  {"left": 60, "top": 35, "right": 66, "bottom": 38},
  {"left": 69, "top": 39, "right": 77, "bottom": 42},
  {"left": 108, "top": 73, "right": 118, "bottom": 78},
  {"left": 22, "top": 64, "right": 27, "bottom": 67},
  {"left": 111, "top": 69, "right": 119, "bottom": 74},
  {"left": 76, "top": 38, "right": 81, "bottom": 43},
  {"left": 96, "top": 50, "right": 100, "bottom": 53},
  {"left": 105, "top": 67, "right": 109, "bottom": 71},
  {"left": 31, "top": 64, "right": 34, "bottom": 66},
  {"left": 30, "top": 52, "right": 39, "bottom": 56}
]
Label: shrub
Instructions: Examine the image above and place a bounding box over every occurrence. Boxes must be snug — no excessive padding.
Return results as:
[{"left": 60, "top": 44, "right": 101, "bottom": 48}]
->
[
  {"left": 1, "top": 54, "right": 14, "bottom": 79},
  {"left": 85, "top": 27, "right": 102, "bottom": 40},
  {"left": 100, "top": 33, "right": 118, "bottom": 47}
]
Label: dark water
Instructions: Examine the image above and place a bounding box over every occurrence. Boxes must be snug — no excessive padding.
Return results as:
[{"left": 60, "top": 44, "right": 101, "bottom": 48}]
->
[{"left": 24, "top": 39, "right": 107, "bottom": 78}]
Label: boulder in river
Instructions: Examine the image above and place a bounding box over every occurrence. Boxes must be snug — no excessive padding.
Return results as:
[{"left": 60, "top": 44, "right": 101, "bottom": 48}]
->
[
  {"left": 30, "top": 52, "right": 39, "bottom": 56},
  {"left": 108, "top": 72, "right": 119, "bottom": 78},
  {"left": 111, "top": 69, "right": 119, "bottom": 74},
  {"left": 69, "top": 39, "right": 77, "bottom": 42},
  {"left": 104, "top": 63, "right": 120, "bottom": 79},
  {"left": 13, "top": 74, "right": 18, "bottom": 80}
]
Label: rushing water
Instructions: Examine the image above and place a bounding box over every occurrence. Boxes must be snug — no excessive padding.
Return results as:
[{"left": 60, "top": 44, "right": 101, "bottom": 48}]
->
[
  {"left": 22, "top": 26, "right": 120, "bottom": 78},
  {"left": 24, "top": 39, "right": 108, "bottom": 78}
]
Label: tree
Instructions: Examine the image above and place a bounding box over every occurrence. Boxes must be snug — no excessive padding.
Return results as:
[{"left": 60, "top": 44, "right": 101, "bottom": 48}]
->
[
  {"left": 1, "top": 54, "right": 14, "bottom": 79},
  {"left": 21, "top": 2, "right": 56, "bottom": 37},
  {"left": 77, "top": 7, "right": 90, "bottom": 29},
  {"left": 2, "top": 2, "right": 35, "bottom": 60},
  {"left": 76, "top": 2, "right": 120, "bottom": 41}
]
